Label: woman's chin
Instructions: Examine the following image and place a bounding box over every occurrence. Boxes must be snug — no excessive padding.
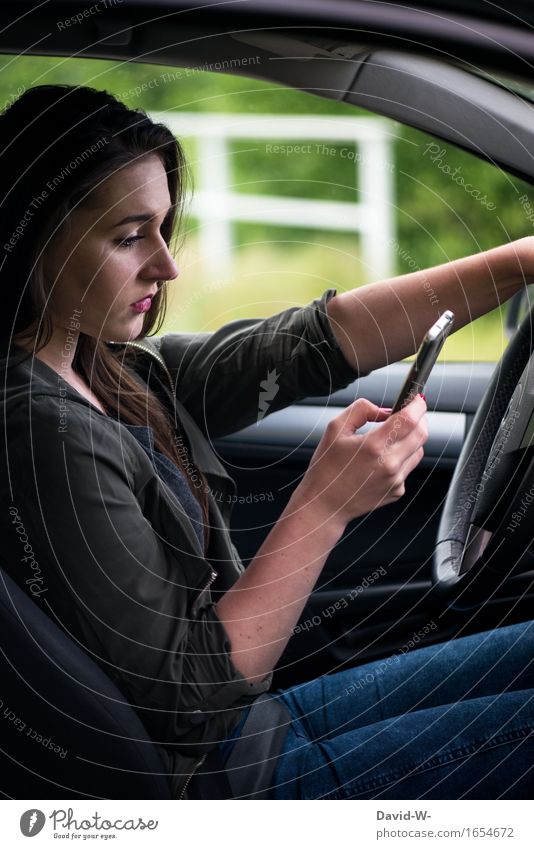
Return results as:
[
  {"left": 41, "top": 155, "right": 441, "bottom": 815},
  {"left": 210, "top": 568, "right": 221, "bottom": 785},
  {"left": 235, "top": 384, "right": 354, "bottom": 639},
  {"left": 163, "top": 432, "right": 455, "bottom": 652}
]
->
[{"left": 102, "top": 315, "right": 146, "bottom": 343}]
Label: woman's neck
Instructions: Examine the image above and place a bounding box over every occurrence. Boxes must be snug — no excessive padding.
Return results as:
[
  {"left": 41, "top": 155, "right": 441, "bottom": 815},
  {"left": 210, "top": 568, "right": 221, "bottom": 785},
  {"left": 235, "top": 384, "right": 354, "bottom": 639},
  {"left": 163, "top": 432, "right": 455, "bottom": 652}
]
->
[{"left": 13, "top": 325, "right": 79, "bottom": 377}]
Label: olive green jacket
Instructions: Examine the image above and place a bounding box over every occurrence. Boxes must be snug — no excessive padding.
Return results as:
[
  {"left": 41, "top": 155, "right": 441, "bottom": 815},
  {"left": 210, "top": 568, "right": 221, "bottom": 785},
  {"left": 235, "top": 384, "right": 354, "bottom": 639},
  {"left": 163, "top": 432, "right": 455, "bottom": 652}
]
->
[{"left": 0, "top": 287, "right": 360, "bottom": 797}]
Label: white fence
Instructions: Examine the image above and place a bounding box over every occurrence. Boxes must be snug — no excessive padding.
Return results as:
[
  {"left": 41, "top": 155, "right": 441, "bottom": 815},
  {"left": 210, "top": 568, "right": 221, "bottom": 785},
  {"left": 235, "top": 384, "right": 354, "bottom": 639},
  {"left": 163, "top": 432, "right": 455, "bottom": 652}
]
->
[{"left": 151, "top": 112, "right": 395, "bottom": 279}]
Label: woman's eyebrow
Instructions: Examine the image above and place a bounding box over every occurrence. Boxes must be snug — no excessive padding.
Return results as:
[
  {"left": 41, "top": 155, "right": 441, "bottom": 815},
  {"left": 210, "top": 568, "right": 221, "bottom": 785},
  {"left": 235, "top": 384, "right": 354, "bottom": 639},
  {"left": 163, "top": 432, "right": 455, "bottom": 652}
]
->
[{"left": 112, "top": 207, "right": 172, "bottom": 228}]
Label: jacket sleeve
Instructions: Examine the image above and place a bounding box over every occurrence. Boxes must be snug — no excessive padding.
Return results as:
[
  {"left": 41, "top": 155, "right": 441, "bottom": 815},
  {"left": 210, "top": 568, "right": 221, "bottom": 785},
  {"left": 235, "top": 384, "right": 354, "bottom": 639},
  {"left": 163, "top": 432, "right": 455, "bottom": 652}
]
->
[
  {"left": 154, "top": 287, "right": 363, "bottom": 439},
  {"left": 15, "top": 397, "right": 269, "bottom": 751}
]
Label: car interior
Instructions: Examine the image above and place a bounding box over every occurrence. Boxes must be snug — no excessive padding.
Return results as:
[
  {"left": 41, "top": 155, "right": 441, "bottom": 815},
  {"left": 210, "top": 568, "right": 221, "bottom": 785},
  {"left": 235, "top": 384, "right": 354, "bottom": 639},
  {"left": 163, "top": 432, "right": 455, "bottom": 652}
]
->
[{"left": 1, "top": 0, "right": 534, "bottom": 799}]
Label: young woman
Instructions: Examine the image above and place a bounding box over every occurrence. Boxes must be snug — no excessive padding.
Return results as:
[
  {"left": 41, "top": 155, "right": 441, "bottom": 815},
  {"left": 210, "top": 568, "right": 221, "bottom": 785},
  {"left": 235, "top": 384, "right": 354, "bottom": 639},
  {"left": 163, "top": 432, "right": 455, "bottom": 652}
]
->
[{"left": 0, "top": 84, "right": 532, "bottom": 800}]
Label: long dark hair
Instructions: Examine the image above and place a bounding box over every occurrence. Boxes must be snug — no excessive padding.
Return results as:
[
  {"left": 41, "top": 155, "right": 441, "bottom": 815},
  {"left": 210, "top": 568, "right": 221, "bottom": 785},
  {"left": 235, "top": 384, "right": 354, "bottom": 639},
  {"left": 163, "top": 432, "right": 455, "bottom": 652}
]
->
[{"left": 0, "top": 84, "right": 211, "bottom": 552}]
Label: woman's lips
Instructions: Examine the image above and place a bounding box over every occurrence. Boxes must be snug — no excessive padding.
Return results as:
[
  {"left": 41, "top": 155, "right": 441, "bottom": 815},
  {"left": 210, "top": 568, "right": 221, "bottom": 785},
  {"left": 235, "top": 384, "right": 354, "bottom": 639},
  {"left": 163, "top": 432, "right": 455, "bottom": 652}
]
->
[{"left": 130, "top": 296, "right": 153, "bottom": 314}]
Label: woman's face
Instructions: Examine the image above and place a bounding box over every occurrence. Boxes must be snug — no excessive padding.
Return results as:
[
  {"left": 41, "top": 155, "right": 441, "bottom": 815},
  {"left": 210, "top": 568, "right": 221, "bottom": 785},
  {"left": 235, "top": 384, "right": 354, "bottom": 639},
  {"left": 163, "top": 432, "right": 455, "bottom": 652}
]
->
[{"left": 43, "top": 153, "right": 179, "bottom": 343}]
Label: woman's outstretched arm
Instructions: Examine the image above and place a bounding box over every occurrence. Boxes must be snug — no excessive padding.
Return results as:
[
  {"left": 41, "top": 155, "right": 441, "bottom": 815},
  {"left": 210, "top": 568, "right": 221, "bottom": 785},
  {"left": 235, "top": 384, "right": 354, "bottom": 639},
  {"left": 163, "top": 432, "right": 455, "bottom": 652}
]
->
[
  {"left": 215, "top": 395, "right": 428, "bottom": 684},
  {"left": 325, "top": 236, "right": 534, "bottom": 374}
]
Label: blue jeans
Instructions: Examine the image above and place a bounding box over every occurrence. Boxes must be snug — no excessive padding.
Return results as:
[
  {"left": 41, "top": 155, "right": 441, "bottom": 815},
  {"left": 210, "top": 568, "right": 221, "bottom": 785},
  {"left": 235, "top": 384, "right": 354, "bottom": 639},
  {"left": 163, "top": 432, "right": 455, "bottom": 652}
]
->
[{"left": 226, "top": 620, "right": 534, "bottom": 799}]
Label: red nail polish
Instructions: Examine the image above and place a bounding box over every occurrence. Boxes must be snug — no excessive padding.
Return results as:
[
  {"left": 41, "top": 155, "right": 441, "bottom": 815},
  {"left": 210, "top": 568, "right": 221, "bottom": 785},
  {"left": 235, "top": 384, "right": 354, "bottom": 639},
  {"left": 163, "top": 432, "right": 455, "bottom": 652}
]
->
[{"left": 419, "top": 392, "right": 426, "bottom": 402}]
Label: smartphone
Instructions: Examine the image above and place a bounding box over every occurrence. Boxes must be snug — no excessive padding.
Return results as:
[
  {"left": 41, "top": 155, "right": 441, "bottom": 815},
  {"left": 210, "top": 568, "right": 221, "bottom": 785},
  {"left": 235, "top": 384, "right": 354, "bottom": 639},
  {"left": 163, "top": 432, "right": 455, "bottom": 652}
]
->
[{"left": 391, "top": 310, "right": 455, "bottom": 414}]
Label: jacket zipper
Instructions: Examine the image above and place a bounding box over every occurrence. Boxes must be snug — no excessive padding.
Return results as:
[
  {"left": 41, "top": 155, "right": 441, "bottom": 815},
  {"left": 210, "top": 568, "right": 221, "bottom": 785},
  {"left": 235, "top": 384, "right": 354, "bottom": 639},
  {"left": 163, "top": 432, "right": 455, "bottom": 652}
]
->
[
  {"left": 177, "top": 753, "right": 207, "bottom": 800},
  {"left": 202, "top": 569, "right": 218, "bottom": 591},
  {"left": 177, "top": 569, "right": 218, "bottom": 798},
  {"left": 191, "top": 566, "right": 218, "bottom": 616},
  {"left": 123, "top": 339, "right": 176, "bottom": 400},
  {"left": 121, "top": 341, "right": 221, "bottom": 797}
]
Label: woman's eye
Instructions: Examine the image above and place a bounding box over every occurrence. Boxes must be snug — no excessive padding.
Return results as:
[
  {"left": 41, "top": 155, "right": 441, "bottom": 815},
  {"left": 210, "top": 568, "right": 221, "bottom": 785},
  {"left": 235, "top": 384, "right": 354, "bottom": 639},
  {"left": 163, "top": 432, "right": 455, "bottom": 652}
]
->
[{"left": 116, "top": 235, "right": 144, "bottom": 249}]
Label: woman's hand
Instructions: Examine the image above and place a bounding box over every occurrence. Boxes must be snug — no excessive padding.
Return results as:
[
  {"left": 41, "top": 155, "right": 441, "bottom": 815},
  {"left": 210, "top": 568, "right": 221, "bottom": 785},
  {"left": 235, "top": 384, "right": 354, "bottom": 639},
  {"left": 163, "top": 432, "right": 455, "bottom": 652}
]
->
[
  {"left": 216, "top": 393, "right": 428, "bottom": 684},
  {"left": 296, "top": 394, "right": 428, "bottom": 527}
]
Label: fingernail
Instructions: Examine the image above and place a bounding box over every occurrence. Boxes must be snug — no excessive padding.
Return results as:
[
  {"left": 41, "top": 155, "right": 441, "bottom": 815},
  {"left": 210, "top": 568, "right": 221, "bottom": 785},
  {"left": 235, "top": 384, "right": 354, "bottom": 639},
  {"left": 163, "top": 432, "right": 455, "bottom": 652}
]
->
[
  {"left": 381, "top": 407, "right": 393, "bottom": 412},
  {"left": 418, "top": 393, "right": 426, "bottom": 402}
]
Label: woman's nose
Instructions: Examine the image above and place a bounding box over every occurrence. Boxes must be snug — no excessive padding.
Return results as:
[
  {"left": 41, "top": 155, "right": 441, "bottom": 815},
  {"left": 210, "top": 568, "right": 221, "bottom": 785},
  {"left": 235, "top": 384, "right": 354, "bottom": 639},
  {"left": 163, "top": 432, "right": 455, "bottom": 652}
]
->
[
  {"left": 162, "top": 253, "right": 179, "bottom": 282},
  {"left": 147, "top": 241, "right": 179, "bottom": 282}
]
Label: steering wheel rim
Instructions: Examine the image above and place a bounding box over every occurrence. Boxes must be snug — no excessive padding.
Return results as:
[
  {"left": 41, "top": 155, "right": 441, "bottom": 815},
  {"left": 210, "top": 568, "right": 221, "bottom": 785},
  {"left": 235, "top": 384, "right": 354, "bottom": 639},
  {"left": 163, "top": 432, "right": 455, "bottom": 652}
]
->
[{"left": 432, "top": 303, "right": 534, "bottom": 609}]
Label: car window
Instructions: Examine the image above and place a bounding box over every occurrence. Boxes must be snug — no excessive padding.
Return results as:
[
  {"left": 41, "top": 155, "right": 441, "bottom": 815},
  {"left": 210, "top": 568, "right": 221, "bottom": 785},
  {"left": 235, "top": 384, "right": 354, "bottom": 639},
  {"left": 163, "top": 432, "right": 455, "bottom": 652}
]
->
[{"left": 1, "top": 55, "right": 532, "bottom": 362}]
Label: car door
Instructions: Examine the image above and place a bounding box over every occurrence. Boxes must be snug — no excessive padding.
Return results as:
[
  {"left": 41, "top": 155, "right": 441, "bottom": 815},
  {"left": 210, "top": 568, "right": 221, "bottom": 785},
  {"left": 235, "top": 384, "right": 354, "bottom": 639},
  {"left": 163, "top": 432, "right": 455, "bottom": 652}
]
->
[{"left": 206, "top": 51, "right": 534, "bottom": 686}]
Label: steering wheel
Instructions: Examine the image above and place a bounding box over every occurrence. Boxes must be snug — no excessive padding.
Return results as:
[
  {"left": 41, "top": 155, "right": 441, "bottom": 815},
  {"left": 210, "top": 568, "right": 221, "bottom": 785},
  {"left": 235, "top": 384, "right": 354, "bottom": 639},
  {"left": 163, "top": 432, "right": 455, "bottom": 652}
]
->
[{"left": 432, "top": 303, "right": 534, "bottom": 610}]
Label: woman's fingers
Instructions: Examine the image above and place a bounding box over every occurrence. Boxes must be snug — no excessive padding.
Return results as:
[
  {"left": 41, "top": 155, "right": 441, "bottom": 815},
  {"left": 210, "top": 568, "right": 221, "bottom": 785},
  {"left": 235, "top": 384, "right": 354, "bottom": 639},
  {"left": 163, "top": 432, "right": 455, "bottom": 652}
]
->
[
  {"left": 337, "top": 398, "right": 392, "bottom": 434},
  {"left": 372, "top": 395, "right": 428, "bottom": 494},
  {"left": 384, "top": 446, "right": 425, "bottom": 500},
  {"left": 400, "top": 444, "right": 426, "bottom": 479},
  {"left": 399, "top": 414, "right": 429, "bottom": 455},
  {"left": 336, "top": 395, "right": 424, "bottom": 440},
  {"left": 377, "top": 395, "right": 427, "bottom": 450},
  {"left": 306, "top": 394, "right": 428, "bottom": 521},
  {"left": 389, "top": 394, "right": 427, "bottom": 431}
]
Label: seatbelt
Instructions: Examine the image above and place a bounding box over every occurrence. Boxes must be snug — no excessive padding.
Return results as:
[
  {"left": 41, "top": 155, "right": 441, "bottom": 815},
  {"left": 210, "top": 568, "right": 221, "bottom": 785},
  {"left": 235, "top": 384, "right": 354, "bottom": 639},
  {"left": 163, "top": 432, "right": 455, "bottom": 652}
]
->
[
  {"left": 224, "top": 694, "right": 291, "bottom": 799},
  {"left": 188, "top": 694, "right": 292, "bottom": 800}
]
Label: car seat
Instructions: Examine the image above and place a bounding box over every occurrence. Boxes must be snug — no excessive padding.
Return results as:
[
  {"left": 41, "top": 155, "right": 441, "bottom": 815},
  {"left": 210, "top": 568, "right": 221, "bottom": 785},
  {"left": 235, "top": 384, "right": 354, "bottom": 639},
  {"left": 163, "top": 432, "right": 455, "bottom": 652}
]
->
[{"left": 0, "top": 567, "right": 173, "bottom": 799}]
